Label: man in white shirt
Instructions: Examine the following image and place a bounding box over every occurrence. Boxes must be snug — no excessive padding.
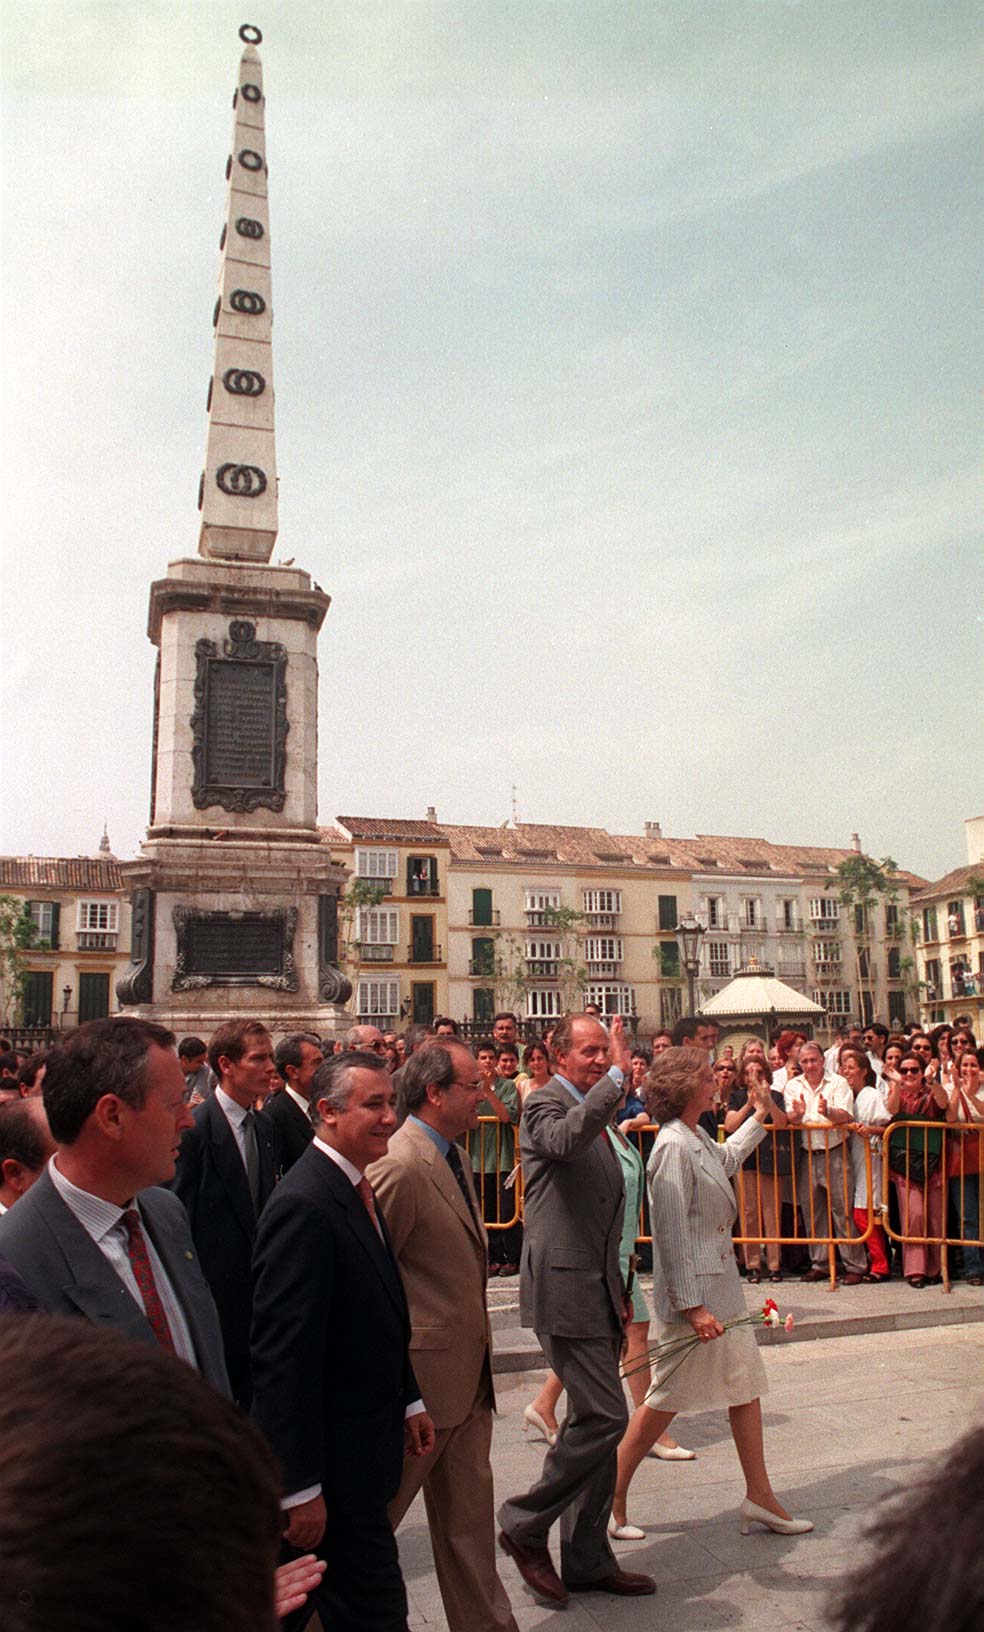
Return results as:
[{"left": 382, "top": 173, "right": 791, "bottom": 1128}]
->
[
  {"left": 0, "top": 1017, "right": 228, "bottom": 1388},
  {"left": 784, "top": 1041, "right": 867, "bottom": 1283},
  {"left": 268, "top": 1032, "right": 323, "bottom": 1172}
]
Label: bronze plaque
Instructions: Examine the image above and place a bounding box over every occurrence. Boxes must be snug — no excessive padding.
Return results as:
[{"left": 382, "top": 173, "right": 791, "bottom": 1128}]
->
[
  {"left": 204, "top": 659, "right": 276, "bottom": 788},
  {"left": 186, "top": 913, "right": 282, "bottom": 976}
]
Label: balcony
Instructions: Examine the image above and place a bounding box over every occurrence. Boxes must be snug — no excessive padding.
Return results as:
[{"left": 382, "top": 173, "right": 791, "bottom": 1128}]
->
[
  {"left": 774, "top": 921, "right": 801, "bottom": 935},
  {"left": 77, "top": 932, "right": 118, "bottom": 951},
  {"left": 525, "top": 910, "right": 555, "bottom": 927},
  {"left": 810, "top": 919, "right": 840, "bottom": 934},
  {"left": 407, "top": 943, "right": 443, "bottom": 965},
  {"left": 361, "top": 945, "right": 395, "bottom": 963},
  {"left": 777, "top": 961, "right": 806, "bottom": 980},
  {"left": 583, "top": 912, "right": 619, "bottom": 930},
  {"left": 587, "top": 961, "right": 621, "bottom": 978},
  {"left": 354, "top": 876, "right": 392, "bottom": 896},
  {"left": 814, "top": 961, "right": 842, "bottom": 977},
  {"left": 407, "top": 879, "right": 440, "bottom": 898},
  {"left": 359, "top": 1013, "right": 397, "bottom": 1029},
  {"left": 468, "top": 959, "right": 495, "bottom": 977},
  {"left": 526, "top": 959, "right": 560, "bottom": 977},
  {"left": 469, "top": 908, "right": 500, "bottom": 926}
]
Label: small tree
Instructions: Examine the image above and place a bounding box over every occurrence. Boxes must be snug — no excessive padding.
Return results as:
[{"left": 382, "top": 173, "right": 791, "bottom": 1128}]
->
[
  {"left": 336, "top": 879, "right": 386, "bottom": 1007},
  {"left": 543, "top": 905, "right": 589, "bottom": 1013},
  {"left": 488, "top": 931, "right": 531, "bottom": 1017},
  {"left": 0, "top": 896, "right": 40, "bottom": 1028},
  {"left": 831, "top": 855, "right": 900, "bottom": 1024}
]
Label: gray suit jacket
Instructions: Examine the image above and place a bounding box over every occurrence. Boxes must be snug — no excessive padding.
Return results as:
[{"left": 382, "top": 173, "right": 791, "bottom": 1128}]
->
[
  {"left": 518, "top": 1071, "right": 626, "bottom": 1339},
  {"left": 647, "top": 1117, "right": 766, "bottom": 1324},
  {"left": 0, "top": 1169, "right": 229, "bottom": 1395}
]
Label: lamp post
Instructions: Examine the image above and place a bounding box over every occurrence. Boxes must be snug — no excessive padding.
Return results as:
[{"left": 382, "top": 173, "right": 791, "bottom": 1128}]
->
[
  {"left": 675, "top": 916, "right": 706, "bottom": 1018},
  {"left": 61, "top": 985, "right": 72, "bottom": 1027}
]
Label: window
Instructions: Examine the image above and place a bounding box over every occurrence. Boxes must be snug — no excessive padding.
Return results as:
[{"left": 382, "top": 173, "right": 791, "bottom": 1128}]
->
[
  {"left": 473, "top": 988, "right": 495, "bottom": 1022},
  {"left": 778, "top": 898, "right": 797, "bottom": 931},
  {"left": 887, "top": 947, "right": 901, "bottom": 980},
  {"left": 527, "top": 989, "right": 562, "bottom": 1019},
  {"left": 583, "top": 889, "right": 622, "bottom": 914},
  {"left": 705, "top": 896, "right": 723, "bottom": 928},
  {"left": 411, "top": 982, "right": 435, "bottom": 1024},
  {"left": 525, "top": 940, "right": 561, "bottom": 974},
  {"left": 78, "top": 900, "right": 119, "bottom": 933},
  {"left": 356, "top": 908, "right": 398, "bottom": 944},
  {"left": 357, "top": 978, "right": 399, "bottom": 1019},
  {"left": 809, "top": 898, "right": 840, "bottom": 922},
  {"left": 858, "top": 949, "right": 871, "bottom": 979},
  {"left": 410, "top": 917, "right": 436, "bottom": 962},
  {"left": 585, "top": 936, "right": 623, "bottom": 963},
  {"left": 407, "top": 855, "right": 438, "bottom": 896},
  {"left": 21, "top": 970, "right": 53, "bottom": 1027},
  {"left": 814, "top": 940, "right": 842, "bottom": 965},
  {"left": 709, "top": 943, "right": 731, "bottom": 978},
  {"left": 947, "top": 900, "right": 966, "bottom": 937},
  {"left": 470, "top": 938, "right": 495, "bottom": 976},
  {"left": 26, "top": 900, "right": 60, "bottom": 949},
  {"left": 583, "top": 984, "right": 635, "bottom": 1017},
  {"left": 660, "top": 987, "right": 682, "bottom": 1028},
  {"left": 854, "top": 904, "right": 869, "bottom": 935},
  {"left": 922, "top": 905, "right": 939, "bottom": 942},
  {"left": 659, "top": 943, "right": 680, "bottom": 977},
  {"left": 888, "top": 992, "right": 908, "bottom": 1025},
  {"left": 925, "top": 959, "right": 942, "bottom": 999},
  {"left": 78, "top": 972, "right": 110, "bottom": 1023},
  {"left": 355, "top": 848, "right": 398, "bottom": 882},
  {"left": 470, "top": 888, "right": 495, "bottom": 927},
  {"left": 741, "top": 898, "right": 760, "bottom": 929},
  {"left": 885, "top": 903, "right": 901, "bottom": 937},
  {"left": 976, "top": 897, "right": 984, "bottom": 933},
  {"left": 813, "top": 989, "right": 853, "bottom": 1016},
  {"left": 525, "top": 889, "right": 560, "bottom": 912},
  {"left": 657, "top": 894, "right": 678, "bottom": 931}
]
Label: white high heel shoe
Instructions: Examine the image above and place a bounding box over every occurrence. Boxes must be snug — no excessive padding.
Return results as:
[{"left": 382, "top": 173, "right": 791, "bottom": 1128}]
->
[
  {"left": 608, "top": 1515, "right": 646, "bottom": 1541},
  {"left": 648, "top": 1441, "right": 696, "bottom": 1461},
  {"left": 739, "top": 1498, "right": 813, "bottom": 1536},
  {"left": 523, "top": 1404, "right": 558, "bottom": 1447}
]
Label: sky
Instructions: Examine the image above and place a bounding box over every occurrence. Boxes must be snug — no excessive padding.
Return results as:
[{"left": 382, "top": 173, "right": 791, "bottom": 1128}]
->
[{"left": 1, "top": 0, "right": 981, "bottom": 884}]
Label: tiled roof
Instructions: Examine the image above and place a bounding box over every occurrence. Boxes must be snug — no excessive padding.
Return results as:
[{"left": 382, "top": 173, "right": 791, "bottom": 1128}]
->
[
  {"left": 912, "top": 864, "right": 984, "bottom": 903},
  {"left": 0, "top": 857, "right": 124, "bottom": 890},
  {"left": 331, "top": 818, "right": 449, "bottom": 845},
  {"left": 440, "top": 823, "right": 683, "bottom": 870}
]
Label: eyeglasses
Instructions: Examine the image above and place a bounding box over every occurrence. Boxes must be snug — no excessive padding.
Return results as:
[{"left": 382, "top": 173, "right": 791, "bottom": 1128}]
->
[{"left": 899, "top": 1066, "right": 923, "bottom": 1075}]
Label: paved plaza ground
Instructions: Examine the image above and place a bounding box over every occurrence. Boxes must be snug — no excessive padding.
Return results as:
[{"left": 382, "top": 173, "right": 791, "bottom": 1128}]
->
[{"left": 392, "top": 1283, "right": 984, "bottom": 1631}]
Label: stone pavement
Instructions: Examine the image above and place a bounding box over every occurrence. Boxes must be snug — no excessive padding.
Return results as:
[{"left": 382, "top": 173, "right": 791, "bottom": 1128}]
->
[{"left": 396, "top": 1311, "right": 984, "bottom": 1631}]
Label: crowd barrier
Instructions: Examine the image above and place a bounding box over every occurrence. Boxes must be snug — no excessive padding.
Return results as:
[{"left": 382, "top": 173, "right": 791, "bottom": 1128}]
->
[{"left": 469, "top": 1117, "right": 984, "bottom": 1290}]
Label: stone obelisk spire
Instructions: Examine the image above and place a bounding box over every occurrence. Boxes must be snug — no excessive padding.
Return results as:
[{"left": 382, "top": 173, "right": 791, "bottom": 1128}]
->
[{"left": 198, "top": 23, "right": 278, "bottom": 562}]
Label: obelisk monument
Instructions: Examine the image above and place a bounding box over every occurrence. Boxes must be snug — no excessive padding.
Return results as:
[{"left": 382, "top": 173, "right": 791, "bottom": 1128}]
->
[{"left": 118, "top": 25, "right": 352, "bottom": 1035}]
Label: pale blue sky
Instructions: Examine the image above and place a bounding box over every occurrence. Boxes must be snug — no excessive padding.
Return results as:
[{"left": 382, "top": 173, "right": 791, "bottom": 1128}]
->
[{"left": 2, "top": 1, "right": 981, "bottom": 881}]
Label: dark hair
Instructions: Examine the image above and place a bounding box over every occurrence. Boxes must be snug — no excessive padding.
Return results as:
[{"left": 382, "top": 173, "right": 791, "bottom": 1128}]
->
[
  {"left": 0, "top": 1317, "right": 281, "bottom": 1632},
  {"left": 42, "top": 1017, "right": 175, "bottom": 1145},
  {"left": 177, "top": 1036, "right": 208, "bottom": 1062},
  {"left": 0, "top": 1050, "right": 21, "bottom": 1077},
  {"left": 0, "top": 1099, "right": 49, "bottom": 1172},
  {"left": 630, "top": 1048, "right": 651, "bottom": 1065},
  {"left": 474, "top": 1037, "right": 496, "bottom": 1056},
  {"left": 928, "top": 1024, "right": 951, "bottom": 1057},
  {"left": 495, "top": 1040, "right": 519, "bottom": 1059},
  {"left": 645, "top": 1047, "right": 706, "bottom": 1123},
  {"left": 737, "top": 1055, "right": 771, "bottom": 1092},
  {"left": 826, "top": 1424, "right": 984, "bottom": 1632},
  {"left": 493, "top": 1012, "right": 518, "bottom": 1026},
  {"left": 400, "top": 1042, "right": 460, "bottom": 1111},
  {"left": 273, "top": 1032, "right": 322, "bottom": 1079},
  {"left": 207, "top": 1019, "right": 270, "bottom": 1077},
  {"left": 865, "top": 1022, "right": 889, "bottom": 1043},
  {"left": 838, "top": 1044, "right": 876, "bottom": 1087},
  {"left": 670, "top": 1017, "right": 700, "bottom": 1046},
  {"left": 433, "top": 1016, "right": 460, "bottom": 1036},
  {"left": 310, "top": 1050, "right": 390, "bottom": 1124},
  {"left": 15, "top": 1050, "right": 46, "bottom": 1091}
]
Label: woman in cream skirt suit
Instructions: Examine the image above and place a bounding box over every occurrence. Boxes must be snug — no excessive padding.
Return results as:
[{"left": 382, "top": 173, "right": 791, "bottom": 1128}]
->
[{"left": 610, "top": 1046, "right": 812, "bottom": 1539}]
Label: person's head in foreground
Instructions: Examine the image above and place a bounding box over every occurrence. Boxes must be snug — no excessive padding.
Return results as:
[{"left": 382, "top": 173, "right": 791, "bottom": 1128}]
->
[{"left": 0, "top": 1316, "right": 283, "bottom": 1632}]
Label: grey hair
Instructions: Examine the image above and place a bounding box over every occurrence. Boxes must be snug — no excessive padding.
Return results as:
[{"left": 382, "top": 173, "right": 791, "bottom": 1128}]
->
[
  {"left": 400, "top": 1042, "right": 460, "bottom": 1113},
  {"left": 309, "top": 1051, "right": 388, "bottom": 1126}
]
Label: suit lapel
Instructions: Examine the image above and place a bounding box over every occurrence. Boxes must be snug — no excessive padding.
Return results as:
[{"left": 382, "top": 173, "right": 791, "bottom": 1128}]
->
[
  {"left": 695, "top": 1130, "right": 735, "bottom": 1204},
  {"left": 34, "top": 1171, "right": 154, "bottom": 1342},
  {"left": 323, "top": 1158, "right": 408, "bottom": 1323},
  {"left": 255, "top": 1109, "right": 278, "bottom": 1210},
  {"left": 206, "top": 1097, "right": 256, "bottom": 1242},
  {"left": 139, "top": 1189, "right": 213, "bottom": 1365},
  {"left": 407, "top": 1122, "right": 485, "bottom": 1247}
]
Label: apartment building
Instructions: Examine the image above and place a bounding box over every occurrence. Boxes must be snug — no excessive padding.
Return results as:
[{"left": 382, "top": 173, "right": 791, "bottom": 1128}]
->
[
  {"left": 912, "top": 816, "right": 984, "bottom": 1035},
  {"left": 0, "top": 848, "right": 131, "bottom": 1031}
]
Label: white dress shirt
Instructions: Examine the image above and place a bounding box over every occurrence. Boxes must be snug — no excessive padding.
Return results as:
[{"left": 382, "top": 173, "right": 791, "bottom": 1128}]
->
[
  {"left": 284, "top": 1084, "right": 311, "bottom": 1119},
  {"left": 783, "top": 1073, "right": 854, "bottom": 1149},
  {"left": 47, "top": 1156, "right": 197, "bottom": 1366},
  {"left": 214, "top": 1085, "right": 254, "bottom": 1172}
]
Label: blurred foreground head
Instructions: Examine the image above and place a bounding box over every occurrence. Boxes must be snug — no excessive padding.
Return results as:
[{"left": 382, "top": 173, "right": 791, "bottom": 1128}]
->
[{"left": 0, "top": 1317, "right": 282, "bottom": 1632}]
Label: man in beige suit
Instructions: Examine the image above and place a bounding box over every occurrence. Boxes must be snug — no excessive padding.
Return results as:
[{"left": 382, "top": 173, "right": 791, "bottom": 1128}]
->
[{"left": 368, "top": 1041, "right": 518, "bottom": 1632}]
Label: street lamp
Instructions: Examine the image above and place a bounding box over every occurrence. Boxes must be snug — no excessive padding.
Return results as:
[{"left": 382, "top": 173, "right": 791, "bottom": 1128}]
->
[
  {"left": 61, "top": 985, "right": 72, "bottom": 1027},
  {"left": 674, "top": 916, "right": 706, "bottom": 1018}
]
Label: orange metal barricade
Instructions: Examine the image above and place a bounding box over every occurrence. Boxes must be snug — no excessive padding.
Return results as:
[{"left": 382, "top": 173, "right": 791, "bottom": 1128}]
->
[
  {"left": 467, "top": 1115, "right": 523, "bottom": 1230},
  {"left": 880, "top": 1121, "right": 984, "bottom": 1292}
]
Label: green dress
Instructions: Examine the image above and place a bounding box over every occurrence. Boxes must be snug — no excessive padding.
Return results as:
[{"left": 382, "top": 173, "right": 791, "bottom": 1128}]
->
[{"left": 608, "top": 1127, "right": 649, "bottom": 1323}]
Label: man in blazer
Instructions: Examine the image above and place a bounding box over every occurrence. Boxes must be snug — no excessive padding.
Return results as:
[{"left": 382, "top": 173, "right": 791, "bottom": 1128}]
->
[
  {"left": 0, "top": 1016, "right": 228, "bottom": 1392},
  {"left": 369, "top": 1041, "right": 519, "bottom": 1632},
  {"left": 267, "top": 1032, "right": 323, "bottom": 1172},
  {"left": 251, "top": 1049, "right": 435, "bottom": 1632},
  {"left": 170, "top": 1018, "right": 280, "bottom": 1406},
  {"left": 497, "top": 1014, "right": 655, "bottom": 1603}
]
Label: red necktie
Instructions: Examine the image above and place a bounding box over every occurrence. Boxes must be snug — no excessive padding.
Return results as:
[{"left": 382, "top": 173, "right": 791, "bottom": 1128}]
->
[
  {"left": 122, "top": 1208, "right": 176, "bottom": 1352},
  {"left": 356, "top": 1176, "right": 382, "bottom": 1238}
]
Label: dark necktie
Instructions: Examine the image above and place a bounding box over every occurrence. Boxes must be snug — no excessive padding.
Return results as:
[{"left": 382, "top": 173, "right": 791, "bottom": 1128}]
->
[
  {"left": 242, "top": 1110, "right": 260, "bottom": 1214},
  {"left": 122, "top": 1208, "right": 176, "bottom": 1352},
  {"left": 446, "top": 1141, "right": 478, "bottom": 1223},
  {"left": 356, "top": 1175, "right": 383, "bottom": 1238}
]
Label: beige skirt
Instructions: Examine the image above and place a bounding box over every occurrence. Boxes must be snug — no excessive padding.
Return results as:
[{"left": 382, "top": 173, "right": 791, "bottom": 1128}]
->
[{"left": 644, "top": 1317, "right": 767, "bottom": 1414}]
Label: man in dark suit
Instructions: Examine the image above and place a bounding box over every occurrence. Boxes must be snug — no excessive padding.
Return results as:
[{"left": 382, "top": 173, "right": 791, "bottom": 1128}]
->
[
  {"left": 267, "top": 1032, "right": 323, "bottom": 1172},
  {"left": 251, "top": 1049, "right": 436, "bottom": 1632},
  {"left": 497, "top": 1014, "right": 655, "bottom": 1602},
  {"left": 0, "top": 1017, "right": 228, "bottom": 1391},
  {"left": 170, "top": 1018, "right": 280, "bottom": 1406}
]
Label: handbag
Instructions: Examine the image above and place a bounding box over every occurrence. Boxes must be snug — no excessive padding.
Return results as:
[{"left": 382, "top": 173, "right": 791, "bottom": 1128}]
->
[{"left": 888, "top": 1114, "right": 943, "bottom": 1184}]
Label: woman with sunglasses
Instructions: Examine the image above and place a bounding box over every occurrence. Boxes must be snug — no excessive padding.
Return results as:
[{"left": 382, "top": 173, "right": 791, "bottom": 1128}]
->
[{"left": 886, "top": 1053, "right": 948, "bottom": 1287}]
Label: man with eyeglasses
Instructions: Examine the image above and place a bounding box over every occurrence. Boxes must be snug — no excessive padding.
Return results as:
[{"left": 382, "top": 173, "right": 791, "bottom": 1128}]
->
[
  {"left": 368, "top": 1041, "right": 519, "bottom": 1632},
  {"left": 344, "top": 1024, "right": 387, "bottom": 1055}
]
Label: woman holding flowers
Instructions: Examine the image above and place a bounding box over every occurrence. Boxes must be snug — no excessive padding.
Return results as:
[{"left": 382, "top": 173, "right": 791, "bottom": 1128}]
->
[{"left": 610, "top": 1046, "right": 812, "bottom": 1539}]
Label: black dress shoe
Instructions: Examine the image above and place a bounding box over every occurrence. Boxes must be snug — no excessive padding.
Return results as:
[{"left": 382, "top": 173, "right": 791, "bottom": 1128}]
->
[
  {"left": 564, "top": 1568, "right": 656, "bottom": 1596},
  {"left": 498, "top": 1531, "right": 568, "bottom": 1604}
]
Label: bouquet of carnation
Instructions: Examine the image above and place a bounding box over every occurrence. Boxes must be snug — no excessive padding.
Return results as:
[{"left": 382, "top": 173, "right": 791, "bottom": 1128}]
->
[{"left": 621, "top": 1301, "right": 795, "bottom": 1399}]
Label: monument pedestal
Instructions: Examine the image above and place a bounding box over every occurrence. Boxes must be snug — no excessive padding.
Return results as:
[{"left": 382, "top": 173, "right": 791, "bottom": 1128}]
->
[{"left": 117, "top": 559, "right": 352, "bottom": 1041}]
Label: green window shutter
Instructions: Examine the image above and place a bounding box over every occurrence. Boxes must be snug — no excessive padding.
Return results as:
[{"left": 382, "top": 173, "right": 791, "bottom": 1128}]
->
[
  {"left": 471, "top": 937, "right": 494, "bottom": 975},
  {"left": 78, "top": 972, "right": 110, "bottom": 1023},
  {"left": 473, "top": 988, "right": 495, "bottom": 1022},
  {"left": 472, "top": 888, "right": 492, "bottom": 927},
  {"left": 21, "top": 970, "right": 53, "bottom": 1027},
  {"left": 659, "top": 943, "right": 680, "bottom": 977},
  {"left": 657, "top": 895, "right": 677, "bottom": 931},
  {"left": 50, "top": 901, "right": 61, "bottom": 951}
]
